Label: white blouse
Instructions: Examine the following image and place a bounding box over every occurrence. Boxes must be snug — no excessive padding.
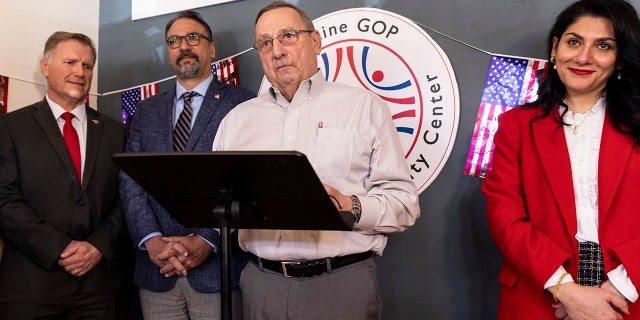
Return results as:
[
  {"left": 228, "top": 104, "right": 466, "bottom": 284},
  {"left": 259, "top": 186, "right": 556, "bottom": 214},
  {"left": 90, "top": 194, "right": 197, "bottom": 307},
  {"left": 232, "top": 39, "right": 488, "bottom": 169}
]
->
[{"left": 545, "top": 98, "right": 638, "bottom": 302}]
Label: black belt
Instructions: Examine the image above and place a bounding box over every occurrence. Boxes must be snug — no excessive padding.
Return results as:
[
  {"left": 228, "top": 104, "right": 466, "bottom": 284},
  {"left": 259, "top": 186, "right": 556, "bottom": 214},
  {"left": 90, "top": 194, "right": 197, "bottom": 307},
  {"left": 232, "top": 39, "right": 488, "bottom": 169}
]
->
[{"left": 250, "top": 251, "right": 373, "bottom": 278}]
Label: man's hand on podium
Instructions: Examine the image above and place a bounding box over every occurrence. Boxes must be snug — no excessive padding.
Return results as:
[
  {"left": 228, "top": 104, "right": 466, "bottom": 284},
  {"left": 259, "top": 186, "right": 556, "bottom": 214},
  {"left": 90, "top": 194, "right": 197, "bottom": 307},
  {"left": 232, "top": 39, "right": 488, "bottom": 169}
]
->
[{"left": 323, "top": 183, "right": 352, "bottom": 212}]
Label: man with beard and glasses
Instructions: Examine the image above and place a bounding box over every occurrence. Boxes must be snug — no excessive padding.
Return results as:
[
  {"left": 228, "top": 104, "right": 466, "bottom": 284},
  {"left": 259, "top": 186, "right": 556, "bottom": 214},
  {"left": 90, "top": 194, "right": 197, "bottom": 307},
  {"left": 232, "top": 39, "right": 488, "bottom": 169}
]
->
[{"left": 119, "top": 10, "right": 255, "bottom": 320}]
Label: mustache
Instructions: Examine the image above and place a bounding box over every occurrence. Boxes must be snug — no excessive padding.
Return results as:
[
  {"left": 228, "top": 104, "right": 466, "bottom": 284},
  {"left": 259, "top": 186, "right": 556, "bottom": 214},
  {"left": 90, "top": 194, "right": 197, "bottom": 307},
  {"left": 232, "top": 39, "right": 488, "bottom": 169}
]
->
[
  {"left": 176, "top": 51, "right": 199, "bottom": 64},
  {"left": 273, "top": 61, "right": 292, "bottom": 69}
]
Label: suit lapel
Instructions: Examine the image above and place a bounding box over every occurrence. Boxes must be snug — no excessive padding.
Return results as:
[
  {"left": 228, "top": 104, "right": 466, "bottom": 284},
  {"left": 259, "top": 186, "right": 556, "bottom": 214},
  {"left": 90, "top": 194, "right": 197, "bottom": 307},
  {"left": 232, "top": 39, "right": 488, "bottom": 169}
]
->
[
  {"left": 82, "top": 109, "right": 103, "bottom": 190},
  {"left": 532, "top": 109, "right": 577, "bottom": 234},
  {"left": 185, "top": 81, "right": 225, "bottom": 151},
  {"left": 598, "top": 112, "right": 633, "bottom": 222},
  {"left": 155, "top": 90, "right": 177, "bottom": 151},
  {"left": 32, "top": 100, "right": 81, "bottom": 189}
]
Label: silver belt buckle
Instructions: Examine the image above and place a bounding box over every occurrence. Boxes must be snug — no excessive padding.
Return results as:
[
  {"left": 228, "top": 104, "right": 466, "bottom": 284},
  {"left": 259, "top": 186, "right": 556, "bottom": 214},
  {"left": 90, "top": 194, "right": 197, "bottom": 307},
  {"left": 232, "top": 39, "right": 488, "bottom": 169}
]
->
[{"left": 281, "top": 261, "right": 300, "bottom": 278}]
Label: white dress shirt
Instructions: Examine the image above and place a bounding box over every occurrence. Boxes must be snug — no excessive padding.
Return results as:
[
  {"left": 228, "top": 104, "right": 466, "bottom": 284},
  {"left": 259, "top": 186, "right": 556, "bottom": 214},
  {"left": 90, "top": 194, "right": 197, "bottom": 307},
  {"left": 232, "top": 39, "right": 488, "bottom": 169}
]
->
[{"left": 213, "top": 71, "right": 420, "bottom": 260}]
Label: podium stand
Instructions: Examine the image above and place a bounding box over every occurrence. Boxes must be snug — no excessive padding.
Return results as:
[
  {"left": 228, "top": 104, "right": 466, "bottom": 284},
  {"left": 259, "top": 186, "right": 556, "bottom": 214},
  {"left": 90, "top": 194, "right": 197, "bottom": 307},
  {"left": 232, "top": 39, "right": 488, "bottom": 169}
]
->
[{"left": 113, "top": 151, "right": 353, "bottom": 320}]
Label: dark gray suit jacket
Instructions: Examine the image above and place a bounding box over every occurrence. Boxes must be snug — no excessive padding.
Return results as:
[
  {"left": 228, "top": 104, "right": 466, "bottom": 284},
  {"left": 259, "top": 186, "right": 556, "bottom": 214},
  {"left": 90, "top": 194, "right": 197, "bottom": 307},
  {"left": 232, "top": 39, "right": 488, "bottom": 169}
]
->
[
  {"left": 119, "top": 79, "right": 254, "bottom": 293},
  {"left": 0, "top": 99, "right": 127, "bottom": 301}
]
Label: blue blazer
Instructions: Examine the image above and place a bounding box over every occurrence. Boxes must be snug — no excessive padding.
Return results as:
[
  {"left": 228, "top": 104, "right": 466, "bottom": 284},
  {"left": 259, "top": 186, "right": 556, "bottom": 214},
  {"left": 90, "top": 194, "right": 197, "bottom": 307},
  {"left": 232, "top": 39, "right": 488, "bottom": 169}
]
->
[{"left": 119, "top": 79, "right": 255, "bottom": 293}]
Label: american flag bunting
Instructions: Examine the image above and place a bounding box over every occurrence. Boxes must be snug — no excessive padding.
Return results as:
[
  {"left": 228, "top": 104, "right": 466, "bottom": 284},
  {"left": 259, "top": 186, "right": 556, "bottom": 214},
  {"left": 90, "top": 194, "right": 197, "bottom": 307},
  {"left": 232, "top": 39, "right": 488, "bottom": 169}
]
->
[
  {"left": 121, "top": 83, "right": 159, "bottom": 124},
  {"left": 1, "top": 75, "right": 7, "bottom": 113},
  {"left": 212, "top": 57, "right": 240, "bottom": 86}
]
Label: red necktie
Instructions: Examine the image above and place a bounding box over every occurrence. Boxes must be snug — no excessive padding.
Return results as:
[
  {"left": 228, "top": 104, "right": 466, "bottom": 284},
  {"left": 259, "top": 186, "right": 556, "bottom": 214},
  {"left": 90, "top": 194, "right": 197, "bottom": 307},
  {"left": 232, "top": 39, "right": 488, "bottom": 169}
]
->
[{"left": 61, "top": 112, "right": 81, "bottom": 184}]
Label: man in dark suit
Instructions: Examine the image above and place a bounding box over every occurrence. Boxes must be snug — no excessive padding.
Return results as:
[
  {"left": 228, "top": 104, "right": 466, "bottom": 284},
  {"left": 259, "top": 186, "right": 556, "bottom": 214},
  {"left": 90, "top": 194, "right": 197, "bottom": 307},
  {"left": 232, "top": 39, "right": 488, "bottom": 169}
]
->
[
  {"left": 119, "top": 10, "right": 255, "bottom": 319},
  {"left": 0, "top": 31, "right": 127, "bottom": 319}
]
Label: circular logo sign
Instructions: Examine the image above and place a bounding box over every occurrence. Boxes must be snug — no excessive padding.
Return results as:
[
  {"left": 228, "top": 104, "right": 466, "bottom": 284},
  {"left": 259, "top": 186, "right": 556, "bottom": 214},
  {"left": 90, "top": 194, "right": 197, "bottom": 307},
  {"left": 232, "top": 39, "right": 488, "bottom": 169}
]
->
[{"left": 260, "top": 8, "right": 459, "bottom": 193}]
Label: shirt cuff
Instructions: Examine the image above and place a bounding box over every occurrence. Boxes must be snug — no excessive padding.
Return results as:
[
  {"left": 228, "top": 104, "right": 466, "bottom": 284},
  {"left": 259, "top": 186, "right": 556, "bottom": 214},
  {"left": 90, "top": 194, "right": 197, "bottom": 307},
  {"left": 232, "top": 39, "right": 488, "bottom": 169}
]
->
[
  {"left": 544, "top": 266, "right": 575, "bottom": 289},
  {"left": 138, "top": 232, "right": 162, "bottom": 250},
  {"left": 608, "top": 264, "right": 639, "bottom": 302},
  {"left": 197, "top": 235, "right": 218, "bottom": 254}
]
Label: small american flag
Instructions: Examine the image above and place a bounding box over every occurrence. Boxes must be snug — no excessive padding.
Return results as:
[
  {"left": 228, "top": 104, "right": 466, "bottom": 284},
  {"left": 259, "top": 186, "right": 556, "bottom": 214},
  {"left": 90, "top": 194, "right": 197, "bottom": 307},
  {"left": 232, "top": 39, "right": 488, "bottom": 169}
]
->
[
  {"left": 464, "top": 55, "right": 548, "bottom": 178},
  {"left": 212, "top": 57, "right": 240, "bottom": 86},
  {"left": 121, "top": 83, "right": 159, "bottom": 124}
]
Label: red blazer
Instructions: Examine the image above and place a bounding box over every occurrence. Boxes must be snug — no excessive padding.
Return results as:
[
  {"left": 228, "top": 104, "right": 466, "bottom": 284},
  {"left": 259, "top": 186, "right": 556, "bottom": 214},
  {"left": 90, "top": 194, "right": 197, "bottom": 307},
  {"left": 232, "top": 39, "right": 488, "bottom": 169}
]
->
[{"left": 483, "top": 105, "right": 640, "bottom": 319}]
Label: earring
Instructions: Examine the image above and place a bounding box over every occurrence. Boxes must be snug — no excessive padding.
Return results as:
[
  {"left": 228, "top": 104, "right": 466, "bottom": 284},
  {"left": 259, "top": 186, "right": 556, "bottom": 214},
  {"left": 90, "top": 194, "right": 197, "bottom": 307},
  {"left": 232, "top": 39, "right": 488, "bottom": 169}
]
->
[
  {"left": 550, "top": 56, "right": 556, "bottom": 64},
  {"left": 617, "top": 72, "right": 622, "bottom": 80},
  {"left": 553, "top": 65, "right": 557, "bottom": 70}
]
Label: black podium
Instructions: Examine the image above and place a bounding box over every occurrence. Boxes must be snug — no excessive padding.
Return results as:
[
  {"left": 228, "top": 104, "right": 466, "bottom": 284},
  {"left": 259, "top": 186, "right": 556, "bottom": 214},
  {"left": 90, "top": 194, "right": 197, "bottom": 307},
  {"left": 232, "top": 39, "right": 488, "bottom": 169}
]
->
[{"left": 113, "top": 151, "right": 353, "bottom": 320}]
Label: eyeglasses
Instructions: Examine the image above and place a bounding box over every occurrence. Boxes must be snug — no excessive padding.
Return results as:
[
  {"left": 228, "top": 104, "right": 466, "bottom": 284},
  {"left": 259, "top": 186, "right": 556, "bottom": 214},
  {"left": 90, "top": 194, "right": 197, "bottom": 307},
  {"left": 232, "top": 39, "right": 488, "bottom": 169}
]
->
[
  {"left": 166, "top": 33, "right": 211, "bottom": 49},
  {"left": 253, "top": 29, "right": 314, "bottom": 53}
]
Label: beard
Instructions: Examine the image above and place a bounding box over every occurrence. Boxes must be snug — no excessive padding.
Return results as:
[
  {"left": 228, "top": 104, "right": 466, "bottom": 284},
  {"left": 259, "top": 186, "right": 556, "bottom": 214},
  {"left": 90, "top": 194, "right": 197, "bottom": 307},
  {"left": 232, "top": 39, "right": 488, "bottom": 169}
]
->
[{"left": 175, "top": 51, "right": 201, "bottom": 78}]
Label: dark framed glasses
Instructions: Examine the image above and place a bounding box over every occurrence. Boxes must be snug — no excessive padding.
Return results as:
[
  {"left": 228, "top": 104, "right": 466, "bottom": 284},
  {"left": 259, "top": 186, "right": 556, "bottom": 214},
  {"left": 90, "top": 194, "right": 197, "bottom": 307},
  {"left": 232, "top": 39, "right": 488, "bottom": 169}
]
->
[{"left": 166, "top": 33, "right": 211, "bottom": 48}]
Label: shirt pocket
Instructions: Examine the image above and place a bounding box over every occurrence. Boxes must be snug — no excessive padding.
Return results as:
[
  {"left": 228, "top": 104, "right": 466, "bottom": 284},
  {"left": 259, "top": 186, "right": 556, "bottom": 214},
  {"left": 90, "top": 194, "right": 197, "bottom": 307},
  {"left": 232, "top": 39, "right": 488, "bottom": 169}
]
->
[{"left": 314, "top": 128, "right": 352, "bottom": 177}]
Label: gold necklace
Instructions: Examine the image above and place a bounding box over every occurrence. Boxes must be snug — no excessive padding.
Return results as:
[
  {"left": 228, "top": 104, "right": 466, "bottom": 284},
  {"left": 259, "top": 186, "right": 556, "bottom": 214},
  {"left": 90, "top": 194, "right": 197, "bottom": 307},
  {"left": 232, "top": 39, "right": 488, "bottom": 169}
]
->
[{"left": 572, "top": 110, "right": 592, "bottom": 135}]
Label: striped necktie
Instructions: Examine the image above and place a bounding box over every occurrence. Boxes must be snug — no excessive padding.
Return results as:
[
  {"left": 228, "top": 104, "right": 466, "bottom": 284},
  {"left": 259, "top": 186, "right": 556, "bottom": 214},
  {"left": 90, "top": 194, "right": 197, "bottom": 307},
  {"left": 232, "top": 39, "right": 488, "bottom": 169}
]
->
[{"left": 173, "top": 91, "right": 198, "bottom": 151}]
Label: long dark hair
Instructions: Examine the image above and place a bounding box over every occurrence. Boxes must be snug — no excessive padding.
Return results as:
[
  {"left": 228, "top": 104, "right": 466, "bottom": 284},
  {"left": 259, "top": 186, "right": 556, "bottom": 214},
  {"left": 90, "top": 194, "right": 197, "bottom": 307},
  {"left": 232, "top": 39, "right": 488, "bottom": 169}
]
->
[{"left": 526, "top": 0, "right": 640, "bottom": 145}]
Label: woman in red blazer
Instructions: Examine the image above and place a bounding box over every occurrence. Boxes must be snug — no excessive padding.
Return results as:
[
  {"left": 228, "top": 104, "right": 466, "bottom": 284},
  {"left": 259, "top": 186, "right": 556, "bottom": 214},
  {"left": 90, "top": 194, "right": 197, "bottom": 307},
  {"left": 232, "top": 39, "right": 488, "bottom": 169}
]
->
[{"left": 483, "top": 0, "right": 640, "bottom": 319}]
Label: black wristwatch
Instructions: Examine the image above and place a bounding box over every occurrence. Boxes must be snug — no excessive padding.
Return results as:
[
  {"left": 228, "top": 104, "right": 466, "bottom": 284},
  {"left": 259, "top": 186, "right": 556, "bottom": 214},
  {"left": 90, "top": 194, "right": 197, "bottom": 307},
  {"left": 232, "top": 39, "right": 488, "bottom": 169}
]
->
[{"left": 350, "top": 195, "right": 361, "bottom": 226}]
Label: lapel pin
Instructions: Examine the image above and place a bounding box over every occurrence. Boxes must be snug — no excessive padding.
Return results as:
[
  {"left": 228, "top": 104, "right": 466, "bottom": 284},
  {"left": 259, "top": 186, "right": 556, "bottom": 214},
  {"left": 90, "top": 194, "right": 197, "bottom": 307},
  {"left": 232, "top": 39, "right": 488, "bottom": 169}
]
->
[
  {"left": 214, "top": 94, "right": 220, "bottom": 99},
  {"left": 91, "top": 119, "right": 100, "bottom": 124}
]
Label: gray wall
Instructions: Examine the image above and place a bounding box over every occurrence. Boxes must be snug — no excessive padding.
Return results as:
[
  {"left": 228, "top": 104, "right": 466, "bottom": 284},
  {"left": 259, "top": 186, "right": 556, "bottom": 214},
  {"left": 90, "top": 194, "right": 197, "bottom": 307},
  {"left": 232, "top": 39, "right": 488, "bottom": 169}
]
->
[{"left": 97, "top": 0, "right": 626, "bottom": 319}]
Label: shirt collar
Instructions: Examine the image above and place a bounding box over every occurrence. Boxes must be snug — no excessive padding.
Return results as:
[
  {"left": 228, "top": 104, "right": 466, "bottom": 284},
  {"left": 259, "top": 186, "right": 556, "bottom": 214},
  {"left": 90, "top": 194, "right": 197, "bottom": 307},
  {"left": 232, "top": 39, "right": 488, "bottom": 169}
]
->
[
  {"left": 176, "top": 74, "right": 214, "bottom": 99},
  {"left": 269, "top": 69, "right": 326, "bottom": 104},
  {"left": 46, "top": 94, "right": 87, "bottom": 122},
  {"left": 559, "top": 96, "right": 606, "bottom": 115},
  {"left": 592, "top": 96, "right": 606, "bottom": 114}
]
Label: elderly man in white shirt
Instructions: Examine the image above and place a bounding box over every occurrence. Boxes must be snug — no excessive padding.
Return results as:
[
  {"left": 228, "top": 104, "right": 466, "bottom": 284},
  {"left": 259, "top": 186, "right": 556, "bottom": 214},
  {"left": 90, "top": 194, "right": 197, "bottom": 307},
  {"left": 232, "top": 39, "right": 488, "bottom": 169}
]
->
[{"left": 212, "top": 2, "right": 420, "bottom": 320}]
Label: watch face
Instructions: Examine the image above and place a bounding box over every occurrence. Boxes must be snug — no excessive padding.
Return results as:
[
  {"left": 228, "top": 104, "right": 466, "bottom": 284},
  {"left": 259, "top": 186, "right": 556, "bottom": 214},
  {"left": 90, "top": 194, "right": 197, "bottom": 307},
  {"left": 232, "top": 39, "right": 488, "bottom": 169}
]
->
[
  {"left": 350, "top": 195, "right": 361, "bottom": 215},
  {"left": 350, "top": 195, "right": 362, "bottom": 227}
]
